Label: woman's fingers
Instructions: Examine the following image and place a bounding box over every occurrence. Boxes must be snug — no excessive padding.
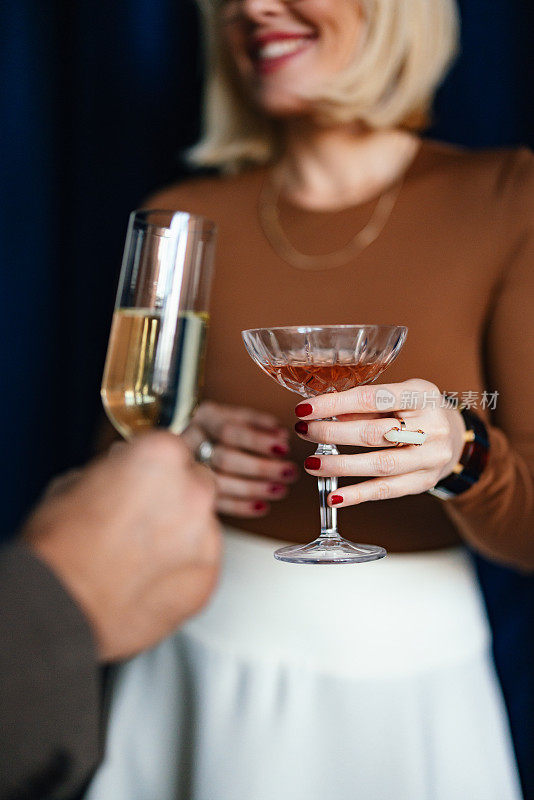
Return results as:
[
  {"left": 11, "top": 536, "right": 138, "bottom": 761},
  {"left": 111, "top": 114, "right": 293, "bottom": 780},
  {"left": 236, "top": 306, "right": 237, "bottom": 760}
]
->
[
  {"left": 185, "top": 419, "right": 290, "bottom": 460},
  {"left": 224, "top": 405, "right": 287, "bottom": 433},
  {"left": 214, "top": 472, "right": 289, "bottom": 501},
  {"left": 179, "top": 403, "right": 298, "bottom": 520},
  {"left": 184, "top": 404, "right": 298, "bottom": 519},
  {"left": 211, "top": 444, "right": 299, "bottom": 483},
  {"left": 191, "top": 402, "right": 290, "bottom": 456},
  {"left": 216, "top": 496, "right": 271, "bottom": 518},
  {"left": 295, "top": 417, "right": 403, "bottom": 447},
  {"left": 303, "top": 444, "right": 440, "bottom": 478},
  {"left": 292, "top": 381, "right": 463, "bottom": 508},
  {"left": 325, "top": 471, "right": 436, "bottom": 508},
  {"left": 195, "top": 401, "right": 287, "bottom": 440},
  {"left": 216, "top": 421, "right": 290, "bottom": 457},
  {"left": 295, "top": 379, "right": 440, "bottom": 420},
  {"left": 330, "top": 412, "right": 390, "bottom": 423}
]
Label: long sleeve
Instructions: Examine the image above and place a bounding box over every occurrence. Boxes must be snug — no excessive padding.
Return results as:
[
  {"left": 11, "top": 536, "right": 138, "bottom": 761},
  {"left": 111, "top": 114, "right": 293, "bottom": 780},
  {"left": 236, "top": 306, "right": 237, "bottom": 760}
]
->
[
  {"left": 0, "top": 542, "right": 102, "bottom": 799},
  {"left": 442, "top": 149, "right": 534, "bottom": 569}
]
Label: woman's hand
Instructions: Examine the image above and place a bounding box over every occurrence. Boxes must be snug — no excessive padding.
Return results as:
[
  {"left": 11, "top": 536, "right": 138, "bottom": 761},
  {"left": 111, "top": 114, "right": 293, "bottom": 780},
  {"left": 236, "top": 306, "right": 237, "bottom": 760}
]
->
[
  {"left": 294, "top": 379, "right": 466, "bottom": 507},
  {"left": 184, "top": 401, "right": 299, "bottom": 518}
]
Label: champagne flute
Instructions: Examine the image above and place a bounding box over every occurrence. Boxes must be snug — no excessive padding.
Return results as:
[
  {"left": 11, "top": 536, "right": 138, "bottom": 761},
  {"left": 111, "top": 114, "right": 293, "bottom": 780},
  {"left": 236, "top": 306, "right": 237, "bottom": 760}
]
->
[
  {"left": 242, "top": 325, "right": 407, "bottom": 564},
  {"left": 101, "top": 210, "right": 216, "bottom": 439}
]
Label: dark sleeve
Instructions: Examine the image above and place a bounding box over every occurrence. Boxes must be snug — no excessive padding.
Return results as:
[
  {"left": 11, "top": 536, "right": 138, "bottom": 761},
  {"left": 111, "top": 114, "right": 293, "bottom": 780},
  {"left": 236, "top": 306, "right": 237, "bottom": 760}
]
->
[{"left": 0, "top": 542, "right": 102, "bottom": 799}]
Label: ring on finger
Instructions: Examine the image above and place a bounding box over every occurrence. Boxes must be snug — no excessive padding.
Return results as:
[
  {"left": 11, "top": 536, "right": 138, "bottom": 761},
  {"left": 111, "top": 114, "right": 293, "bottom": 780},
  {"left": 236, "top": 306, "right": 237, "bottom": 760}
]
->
[
  {"left": 196, "top": 439, "right": 215, "bottom": 467},
  {"left": 390, "top": 416, "right": 406, "bottom": 448},
  {"left": 384, "top": 417, "right": 427, "bottom": 447}
]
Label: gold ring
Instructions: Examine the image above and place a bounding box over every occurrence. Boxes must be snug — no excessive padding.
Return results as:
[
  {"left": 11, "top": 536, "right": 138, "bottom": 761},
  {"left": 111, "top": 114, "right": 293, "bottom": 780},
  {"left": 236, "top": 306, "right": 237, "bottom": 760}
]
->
[
  {"left": 413, "top": 429, "right": 426, "bottom": 446},
  {"left": 392, "top": 416, "right": 406, "bottom": 447},
  {"left": 384, "top": 422, "right": 427, "bottom": 447}
]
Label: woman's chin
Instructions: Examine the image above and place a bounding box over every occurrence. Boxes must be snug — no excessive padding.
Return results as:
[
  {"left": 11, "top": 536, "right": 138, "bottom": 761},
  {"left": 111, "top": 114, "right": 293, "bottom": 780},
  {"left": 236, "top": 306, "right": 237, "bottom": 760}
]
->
[{"left": 253, "top": 91, "right": 314, "bottom": 119}]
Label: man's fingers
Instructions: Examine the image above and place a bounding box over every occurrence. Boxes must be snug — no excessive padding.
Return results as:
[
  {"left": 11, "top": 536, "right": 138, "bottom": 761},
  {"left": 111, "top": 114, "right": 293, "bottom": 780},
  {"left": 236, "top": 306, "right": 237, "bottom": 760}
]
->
[
  {"left": 189, "top": 461, "right": 217, "bottom": 496},
  {"left": 44, "top": 469, "right": 84, "bottom": 499},
  {"left": 108, "top": 440, "right": 128, "bottom": 457},
  {"left": 181, "top": 423, "right": 205, "bottom": 455},
  {"left": 129, "top": 430, "right": 192, "bottom": 469}
]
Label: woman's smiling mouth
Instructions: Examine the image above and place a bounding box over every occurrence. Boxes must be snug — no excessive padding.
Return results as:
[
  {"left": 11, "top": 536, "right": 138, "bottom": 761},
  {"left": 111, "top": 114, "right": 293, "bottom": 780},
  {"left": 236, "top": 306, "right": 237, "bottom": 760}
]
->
[{"left": 250, "top": 32, "right": 317, "bottom": 75}]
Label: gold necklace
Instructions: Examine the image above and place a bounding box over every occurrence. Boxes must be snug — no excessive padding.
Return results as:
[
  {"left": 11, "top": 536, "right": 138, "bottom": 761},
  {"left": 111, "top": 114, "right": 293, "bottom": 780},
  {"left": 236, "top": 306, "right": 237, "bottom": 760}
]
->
[{"left": 258, "top": 173, "right": 403, "bottom": 271}]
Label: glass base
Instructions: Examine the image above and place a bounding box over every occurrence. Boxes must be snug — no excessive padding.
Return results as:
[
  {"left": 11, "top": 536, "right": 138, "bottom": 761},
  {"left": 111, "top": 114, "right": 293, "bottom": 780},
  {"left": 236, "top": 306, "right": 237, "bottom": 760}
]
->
[{"left": 274, "top": 536, "right": 387, "bottom": 565}]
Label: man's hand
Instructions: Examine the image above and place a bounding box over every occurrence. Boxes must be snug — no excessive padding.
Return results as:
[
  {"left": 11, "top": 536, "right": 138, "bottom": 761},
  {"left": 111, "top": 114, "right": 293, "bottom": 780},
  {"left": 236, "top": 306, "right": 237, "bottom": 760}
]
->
[{"left": 22, "top": 432, "right": 221, "bottom": 662}]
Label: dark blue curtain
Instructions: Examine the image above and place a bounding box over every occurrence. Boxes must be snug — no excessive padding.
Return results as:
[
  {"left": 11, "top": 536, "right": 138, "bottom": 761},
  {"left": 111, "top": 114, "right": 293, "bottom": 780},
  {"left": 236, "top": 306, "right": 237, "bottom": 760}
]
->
[
  {"left": 1, "top": 0, "right": 533, "bottom": 796},
  {"left": 0, "top": 0, "right": 202, "bottom": 538}
]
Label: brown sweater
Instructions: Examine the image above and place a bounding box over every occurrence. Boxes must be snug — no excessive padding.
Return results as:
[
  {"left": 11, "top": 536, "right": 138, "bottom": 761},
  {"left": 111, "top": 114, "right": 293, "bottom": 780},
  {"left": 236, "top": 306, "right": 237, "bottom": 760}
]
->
[{"left": 149, "top": 139, "right": 534, "bottom": 568}]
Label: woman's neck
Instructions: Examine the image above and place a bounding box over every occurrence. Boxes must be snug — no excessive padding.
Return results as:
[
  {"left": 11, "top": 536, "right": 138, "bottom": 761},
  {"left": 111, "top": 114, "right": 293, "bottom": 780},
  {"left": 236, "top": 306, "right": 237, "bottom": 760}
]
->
[{"left": 274, "top": 121, "right": 420, "bottom": 211}]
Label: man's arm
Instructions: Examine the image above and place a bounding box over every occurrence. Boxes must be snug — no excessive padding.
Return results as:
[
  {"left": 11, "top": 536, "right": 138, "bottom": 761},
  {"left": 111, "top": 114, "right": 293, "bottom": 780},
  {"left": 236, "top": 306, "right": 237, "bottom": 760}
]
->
[
  {"left": 0, "top": 433, "right": 220, "bottom": 799},
  {"left": 0, "top": 544, "right": 101, "bottom": 800}
]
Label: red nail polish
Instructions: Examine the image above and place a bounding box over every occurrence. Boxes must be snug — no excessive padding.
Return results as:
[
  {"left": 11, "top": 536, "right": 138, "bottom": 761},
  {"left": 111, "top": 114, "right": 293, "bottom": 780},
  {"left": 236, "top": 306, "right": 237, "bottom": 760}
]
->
[
  {"left": 295, "top": 402, "right": 313, "bottom": 417},
  {"left": 294, "top": 421, "right": 308, "bottom": 435},
  {"left": 269, "top": 483, "right": 285, "bottom": 494},
  {"left": 304, "top": 456, "right": 321, "bottom": 470},
  {"left": 253, "top": 501, "right": 267, "bottom": 512},
  {"left": 271, "top": 444, "right": 289, "bottom": 456},
  {"left": 330, "top": 495, "right": 343, "bottom": 505},
  {"left": 282, "top": 467, "right": 296, "bottom": 479}
]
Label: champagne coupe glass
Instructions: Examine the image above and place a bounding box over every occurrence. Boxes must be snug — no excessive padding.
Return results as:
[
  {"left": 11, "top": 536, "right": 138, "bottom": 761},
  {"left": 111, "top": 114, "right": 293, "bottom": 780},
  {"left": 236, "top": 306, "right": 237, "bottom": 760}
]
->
[
  {"left": 242, "top": 325, "right": 407, "bottom": 564},
  {"left": 101, "top": 210, "right": 216, "bottom": 439}
]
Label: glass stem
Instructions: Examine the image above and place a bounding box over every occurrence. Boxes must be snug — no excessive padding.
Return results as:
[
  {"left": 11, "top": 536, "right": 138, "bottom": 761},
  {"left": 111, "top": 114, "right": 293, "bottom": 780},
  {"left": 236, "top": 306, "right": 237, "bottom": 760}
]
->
[{"left": 316, "top": 442, "right": 341, "bottom": 540}]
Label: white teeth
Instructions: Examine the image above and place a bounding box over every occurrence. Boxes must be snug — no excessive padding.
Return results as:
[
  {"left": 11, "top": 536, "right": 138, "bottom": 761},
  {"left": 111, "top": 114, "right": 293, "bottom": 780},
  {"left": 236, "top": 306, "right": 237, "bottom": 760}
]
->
[{"left": 257, "top": 39, "right": 309, "bottom": 60}]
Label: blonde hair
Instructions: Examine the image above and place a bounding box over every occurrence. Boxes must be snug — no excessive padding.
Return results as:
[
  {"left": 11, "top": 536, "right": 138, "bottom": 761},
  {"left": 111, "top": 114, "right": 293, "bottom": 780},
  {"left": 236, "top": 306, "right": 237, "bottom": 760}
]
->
[{"left": 188, "top": 0, "right": 460, "bottom": 174}]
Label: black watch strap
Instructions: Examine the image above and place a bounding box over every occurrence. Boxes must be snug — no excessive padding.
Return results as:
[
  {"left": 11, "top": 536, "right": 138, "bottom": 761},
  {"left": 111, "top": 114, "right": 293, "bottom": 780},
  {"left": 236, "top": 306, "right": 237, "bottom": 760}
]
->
[{"left": 428, "top": 405, "right": 490, "bottom": 500}]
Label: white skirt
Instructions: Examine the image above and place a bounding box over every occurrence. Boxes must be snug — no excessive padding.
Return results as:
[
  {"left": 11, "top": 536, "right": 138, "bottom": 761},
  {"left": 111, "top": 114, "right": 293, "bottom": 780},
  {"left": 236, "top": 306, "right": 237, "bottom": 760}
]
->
[{"left": 86, "top": 528, "right": 522, "bottom": 800}]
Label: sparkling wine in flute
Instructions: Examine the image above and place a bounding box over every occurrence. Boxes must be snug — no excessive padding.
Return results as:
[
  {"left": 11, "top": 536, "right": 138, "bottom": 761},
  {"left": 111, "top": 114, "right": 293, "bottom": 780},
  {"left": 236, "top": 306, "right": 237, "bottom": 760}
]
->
[
  {"left": 101, "top": 209, "right": 216, "bottom": 440},
  {"left": 101, "top": 308, "right": 209, "bottom": 439}
]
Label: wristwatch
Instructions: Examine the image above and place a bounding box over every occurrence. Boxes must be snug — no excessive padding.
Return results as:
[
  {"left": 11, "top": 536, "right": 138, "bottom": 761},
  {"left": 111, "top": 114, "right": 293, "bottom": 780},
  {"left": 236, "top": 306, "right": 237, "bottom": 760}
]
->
[{"left": 428, "top": 404, "right": 490, "bottom": 500}]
